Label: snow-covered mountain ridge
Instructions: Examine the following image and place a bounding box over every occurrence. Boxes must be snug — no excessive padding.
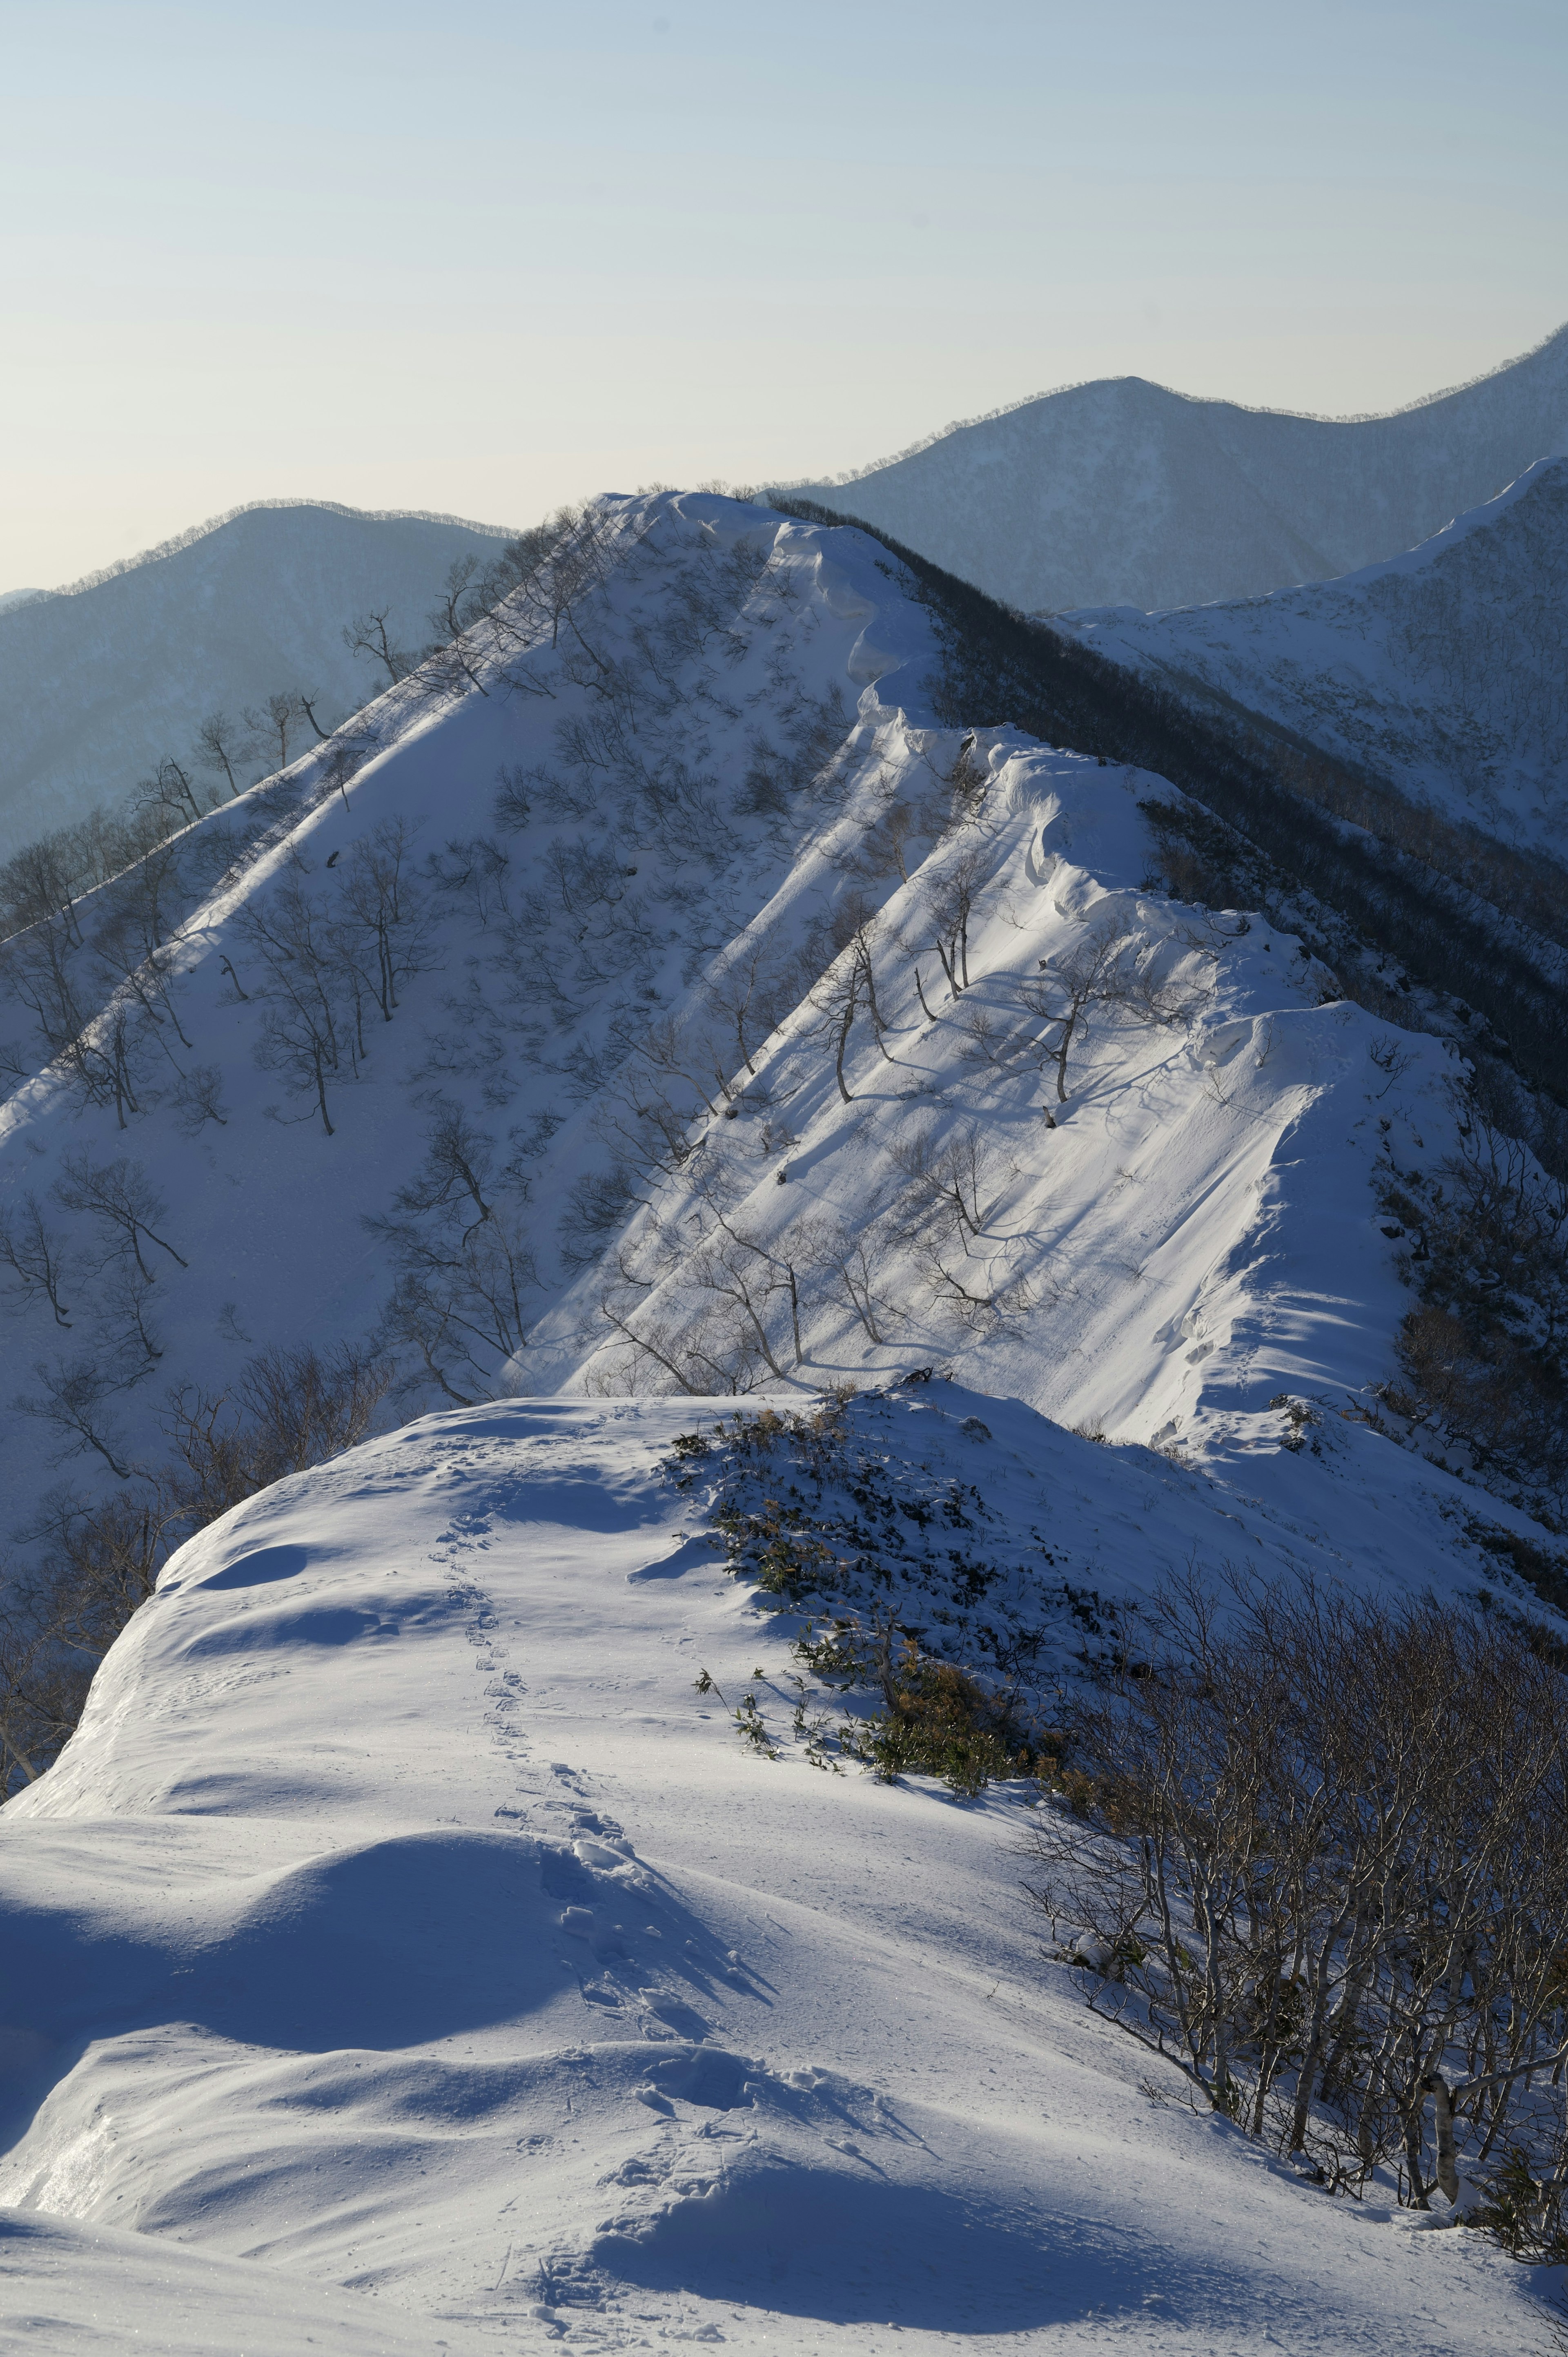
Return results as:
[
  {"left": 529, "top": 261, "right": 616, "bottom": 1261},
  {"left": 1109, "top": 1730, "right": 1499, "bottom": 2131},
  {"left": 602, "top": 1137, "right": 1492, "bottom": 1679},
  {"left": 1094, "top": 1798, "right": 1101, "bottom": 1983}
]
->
[
  {"left": 0, "top": 1389, "right": 1546, "bottom": 2353},
  {"left": 790, "top": 319, "right": 1568, "bottom": 613},
  {"left": 2, "top": 489, "right": 1566, "bottom": 2347},
  {"left": 0, "top": 499, "right": 516, "bottom": 861},
  {"left": 0, "top": 488, "right": 1511, "bottom": 1549},
  {"left": 1059, "top": 457, "right": 1568, "bottom": 854}
]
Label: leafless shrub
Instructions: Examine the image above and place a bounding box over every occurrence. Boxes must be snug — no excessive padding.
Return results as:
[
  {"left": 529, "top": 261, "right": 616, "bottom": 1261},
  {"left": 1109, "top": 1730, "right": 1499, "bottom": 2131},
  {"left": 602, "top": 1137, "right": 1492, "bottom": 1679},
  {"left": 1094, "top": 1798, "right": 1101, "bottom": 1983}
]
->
[{"left": 1030, "top": 1570, "right": 1568, "bottom": 2219}]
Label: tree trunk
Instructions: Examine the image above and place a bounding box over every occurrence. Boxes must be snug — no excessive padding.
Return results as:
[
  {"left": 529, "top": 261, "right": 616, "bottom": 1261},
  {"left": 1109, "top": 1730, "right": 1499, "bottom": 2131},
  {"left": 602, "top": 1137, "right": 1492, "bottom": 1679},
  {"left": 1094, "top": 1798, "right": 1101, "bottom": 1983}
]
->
[{"left": 1425, "top": 2074, "right": 1460, "bottom": 2205}]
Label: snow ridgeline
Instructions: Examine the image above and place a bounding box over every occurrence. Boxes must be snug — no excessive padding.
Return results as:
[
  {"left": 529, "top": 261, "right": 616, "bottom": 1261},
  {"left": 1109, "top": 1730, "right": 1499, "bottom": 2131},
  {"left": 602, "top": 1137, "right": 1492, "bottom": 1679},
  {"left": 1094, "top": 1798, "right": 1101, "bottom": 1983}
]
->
[
  {"left": 0, "top": 1390, "right": 1546, "bottom": 2353},
  {"left": 0, "top": 489, "right": 1526, "bottom": 1545},
  {"left": 787, "top": 318, "right": 1568, "bottom": 613},
  {"left": 1062, "top": 456, "right": 1568, "bottom": 857},
  {"left": 2, "top": 490, "right": 1566, "bottom": 2346}
]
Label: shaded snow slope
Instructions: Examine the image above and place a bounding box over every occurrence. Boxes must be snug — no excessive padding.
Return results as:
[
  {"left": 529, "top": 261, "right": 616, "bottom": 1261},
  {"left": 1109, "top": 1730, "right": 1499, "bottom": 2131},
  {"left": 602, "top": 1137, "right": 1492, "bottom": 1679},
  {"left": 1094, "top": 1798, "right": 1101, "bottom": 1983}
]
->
[
  {"left": 0, "top": 1392, "right": 1548, "bottom": 2353},
  {"left": 0, "top": 488, "right": 1535, "bottom": 1554},
  {"left": 1058, "top": 459, "right": 1568, "bottom": 852},
  {"left": 791, "top": 321, "right": 1568, "bottom": 613},
  {"left": 0, "top": 500, "right": 514, "bottom": 858}
]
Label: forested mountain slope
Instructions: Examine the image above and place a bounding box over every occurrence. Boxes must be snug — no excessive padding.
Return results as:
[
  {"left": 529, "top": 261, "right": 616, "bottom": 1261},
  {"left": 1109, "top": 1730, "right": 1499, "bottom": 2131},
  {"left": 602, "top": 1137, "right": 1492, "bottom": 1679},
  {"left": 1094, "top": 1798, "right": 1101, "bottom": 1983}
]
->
[
  {"left": 0, "top": 500, "right": 515, "bottom": 857},
  {"left": 789, "top": 320, "right": 1568, "bottom": 612},
  {"left": 1059, "top": 458, "right": 1568, "bottom": 852}
]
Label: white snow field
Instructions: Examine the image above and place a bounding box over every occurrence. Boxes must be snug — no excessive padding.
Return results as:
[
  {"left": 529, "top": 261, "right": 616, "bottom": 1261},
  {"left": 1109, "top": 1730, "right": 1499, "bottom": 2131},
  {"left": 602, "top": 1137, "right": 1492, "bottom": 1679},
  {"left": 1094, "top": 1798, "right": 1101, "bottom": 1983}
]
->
[
  {"left": 789, "top": 319, "right": 1568, "bottom": 614},
  {"left": 0, "top": 500, "right": 516, "bottom": 859},
  {"left": 1, "top": 491, "right": 1563, "bottom": 2346},
  {"left": 0, "top": 1389, "right": 1551, "bottom": 2355},
  {"left": 1060, "top": 457, "right": 1568, "bottom": 853}
]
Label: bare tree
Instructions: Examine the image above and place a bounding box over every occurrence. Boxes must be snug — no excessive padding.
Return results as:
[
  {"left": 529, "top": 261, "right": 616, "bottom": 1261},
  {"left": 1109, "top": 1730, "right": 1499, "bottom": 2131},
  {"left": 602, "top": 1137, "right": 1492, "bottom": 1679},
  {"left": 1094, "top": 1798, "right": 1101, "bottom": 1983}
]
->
[
  {"left": 705, "top": 937, "right": 791, "bottom": 1081},
  {"left": 242, "top": 691, "right": 305, "bottom": 776},
  {"left": 343, "top": 607, "right": 416, "bottom": 687},
  {"left": 804, "top": 908, "right": 895, "bottom": 1106},
  {"left": 135, "top": 756, "right": 206, "bottom": 830},
  {"left": 0, "top": 1193, "right": 75, "bottom": 1327},
  {"left": 814, "top": 1217, "right": 901, "bottom": 1345},
  {"left": 196, "top": 711, "right": 251, "bottom": 798},
  {"left": 13, "top": 1354, "right": 140, "bottom": 1478},
  {"left": 1014, "top": 918, "right": 1200, "bottom": 1115},
  {"left": 927, "top": 850, "right": 983, "bottom": 997},
  {"left": 334, "top": 819, "right": 437, "bottom": 1026},
  {"left": 422, "top": 555, "right": 492, "bottom": 697},
  {"left": 52, "top": 1150, "right": 187, "bottom": 1278},
  {"left": 366, "top": 1098, "right": 535, "bottom": 1402}
]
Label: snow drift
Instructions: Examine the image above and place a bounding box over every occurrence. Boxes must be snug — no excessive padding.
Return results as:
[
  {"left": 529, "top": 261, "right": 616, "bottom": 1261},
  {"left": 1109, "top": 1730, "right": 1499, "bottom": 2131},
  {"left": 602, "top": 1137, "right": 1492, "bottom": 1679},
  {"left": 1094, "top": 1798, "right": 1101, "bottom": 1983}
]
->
[{"left": 0, "top": 1391, "right": 1547, "bottom": 2353}]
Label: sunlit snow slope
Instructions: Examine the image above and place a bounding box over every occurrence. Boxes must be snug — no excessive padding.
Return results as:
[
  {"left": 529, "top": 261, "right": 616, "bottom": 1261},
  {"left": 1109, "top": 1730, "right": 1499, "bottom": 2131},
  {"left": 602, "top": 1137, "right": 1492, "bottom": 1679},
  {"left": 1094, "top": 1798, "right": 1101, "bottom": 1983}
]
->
[
  {"left": 792, "top": 320, "right": 1568, "bottom": 612},
  {"left": 1061, "top": 458, "right": 1568, "bottom": 851},
  {"left": 0, "top": 489, "right": 1533, "bottom": 1559},
  {"left": 0, "top": 500, "right": 514, "bottom": 857},
  {"left": 0, "top": 1391, "right": 1547, "bottom": 2354}
]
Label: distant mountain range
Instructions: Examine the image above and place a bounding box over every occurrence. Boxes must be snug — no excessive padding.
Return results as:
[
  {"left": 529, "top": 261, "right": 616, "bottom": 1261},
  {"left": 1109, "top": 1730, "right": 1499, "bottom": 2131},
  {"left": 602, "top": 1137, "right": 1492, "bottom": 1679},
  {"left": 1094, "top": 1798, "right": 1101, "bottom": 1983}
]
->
[
  {"left": 1059, "top": 455, "right": 1568, "bottom": 853},
  {"left": 789, "top": 320, "right": 1568, "bottom": 613},
  {"left": 0, "top": 500, "right": 515, "bottom": 859}
]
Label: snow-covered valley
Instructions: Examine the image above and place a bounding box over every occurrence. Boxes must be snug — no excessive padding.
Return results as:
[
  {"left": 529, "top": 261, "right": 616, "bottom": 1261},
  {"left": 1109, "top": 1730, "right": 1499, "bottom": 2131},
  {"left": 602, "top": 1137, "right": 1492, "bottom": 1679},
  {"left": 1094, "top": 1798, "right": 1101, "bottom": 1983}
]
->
[{"left": 2, "top": 488, "right": 1566, "bottom": 2351}]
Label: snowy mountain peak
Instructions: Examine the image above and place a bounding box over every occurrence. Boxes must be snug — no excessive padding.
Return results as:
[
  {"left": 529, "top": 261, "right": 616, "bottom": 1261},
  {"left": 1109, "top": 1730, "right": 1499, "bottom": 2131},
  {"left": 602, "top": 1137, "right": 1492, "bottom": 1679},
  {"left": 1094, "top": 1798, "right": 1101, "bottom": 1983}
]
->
[{"left": 789, "top": 319, "right": 1568, "bottom": 612}]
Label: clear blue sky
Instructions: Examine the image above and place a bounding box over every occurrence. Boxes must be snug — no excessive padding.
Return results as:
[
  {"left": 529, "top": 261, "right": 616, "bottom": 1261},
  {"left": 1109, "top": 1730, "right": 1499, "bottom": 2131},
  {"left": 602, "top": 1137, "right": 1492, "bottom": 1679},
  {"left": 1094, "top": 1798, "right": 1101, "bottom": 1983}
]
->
[{"left": 2, "top": 0, "right": 1564, "bottom": 586}]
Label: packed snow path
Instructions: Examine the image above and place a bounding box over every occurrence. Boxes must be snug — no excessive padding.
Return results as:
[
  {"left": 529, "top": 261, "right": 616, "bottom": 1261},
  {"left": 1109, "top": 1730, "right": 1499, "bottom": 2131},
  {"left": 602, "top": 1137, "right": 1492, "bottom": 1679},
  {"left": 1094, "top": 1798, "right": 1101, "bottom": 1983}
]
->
[{"left": 0, "top": 1396, "right": 1546, "bottom": 2353}]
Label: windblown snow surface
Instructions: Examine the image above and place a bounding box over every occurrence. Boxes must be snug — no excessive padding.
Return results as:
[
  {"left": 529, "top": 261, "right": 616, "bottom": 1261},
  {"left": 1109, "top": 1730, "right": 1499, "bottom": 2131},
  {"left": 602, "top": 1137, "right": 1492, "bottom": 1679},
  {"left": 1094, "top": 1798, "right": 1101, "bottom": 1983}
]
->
[
  {"left": 1060, "top": 457, "right": 1568, "bottom": 853},
  {"left": 791, "top": 320, "right": 1568, "bottom": 614},
  {"left": 0, "top": 1390, "right": 1551, "bottom": 2355},
  {"left": 0, "top": 501, "right": 514, "bottom": 859},
  {"left": 1, "top": 492, "right": 1561, "bottom": 2348}
]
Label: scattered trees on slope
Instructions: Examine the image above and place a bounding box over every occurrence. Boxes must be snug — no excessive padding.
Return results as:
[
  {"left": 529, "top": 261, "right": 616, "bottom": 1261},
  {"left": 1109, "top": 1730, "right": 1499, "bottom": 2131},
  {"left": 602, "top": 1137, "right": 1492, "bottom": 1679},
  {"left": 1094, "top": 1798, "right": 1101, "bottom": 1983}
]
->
[
  {"left": 771, "top": 494, "right": 1568, "bottom": 1110},
  {"left": 1378, "top": 1113, "right": 1568, "bottom": 1527},
  {"left": 0, "top": 1341, "right": 392, "bottom": 1793},
  {"left": 1031, "top": 1570, "right": 1568, "bottom": 2236}
]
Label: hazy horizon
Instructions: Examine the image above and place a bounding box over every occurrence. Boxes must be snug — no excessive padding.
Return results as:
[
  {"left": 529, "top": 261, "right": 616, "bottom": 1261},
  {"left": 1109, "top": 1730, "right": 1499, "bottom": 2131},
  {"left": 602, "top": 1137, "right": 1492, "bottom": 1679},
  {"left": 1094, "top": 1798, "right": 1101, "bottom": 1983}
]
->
[{"left": 2, "top": 0, "right": 1565, "bottom": 592}]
